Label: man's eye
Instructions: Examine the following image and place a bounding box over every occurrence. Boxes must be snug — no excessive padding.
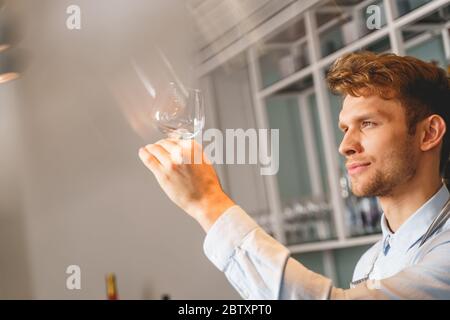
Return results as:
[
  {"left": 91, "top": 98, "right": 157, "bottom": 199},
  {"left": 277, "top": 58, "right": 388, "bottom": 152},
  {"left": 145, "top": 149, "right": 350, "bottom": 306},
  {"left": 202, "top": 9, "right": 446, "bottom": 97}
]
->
[{"left": 361, "top": 121, "right": 376, "bottom": 128}]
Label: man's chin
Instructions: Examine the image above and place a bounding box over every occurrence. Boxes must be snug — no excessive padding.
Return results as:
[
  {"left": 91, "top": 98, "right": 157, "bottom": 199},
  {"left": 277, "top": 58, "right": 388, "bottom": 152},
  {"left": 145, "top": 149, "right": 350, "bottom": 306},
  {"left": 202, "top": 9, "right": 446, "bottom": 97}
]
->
[
  {"left": 349, "top": 177, "right": 376, "bottom": 197},
  {"left": 350, "top": 187, "right": 371, "bottom": 197}
]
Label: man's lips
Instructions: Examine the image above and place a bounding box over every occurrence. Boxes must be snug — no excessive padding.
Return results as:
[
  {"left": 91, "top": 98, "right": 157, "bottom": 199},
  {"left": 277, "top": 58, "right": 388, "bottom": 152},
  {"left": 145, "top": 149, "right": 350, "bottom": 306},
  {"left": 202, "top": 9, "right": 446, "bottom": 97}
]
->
[{"left": 346, "top": 162, "right": 371, "bottom": 175}]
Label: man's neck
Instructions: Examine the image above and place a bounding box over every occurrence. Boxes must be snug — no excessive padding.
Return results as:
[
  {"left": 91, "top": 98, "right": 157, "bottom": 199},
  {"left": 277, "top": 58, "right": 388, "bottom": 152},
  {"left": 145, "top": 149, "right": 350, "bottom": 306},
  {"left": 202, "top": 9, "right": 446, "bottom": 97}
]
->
[{"left": 378, "top": 175, "right": 443, "bottom": 233}]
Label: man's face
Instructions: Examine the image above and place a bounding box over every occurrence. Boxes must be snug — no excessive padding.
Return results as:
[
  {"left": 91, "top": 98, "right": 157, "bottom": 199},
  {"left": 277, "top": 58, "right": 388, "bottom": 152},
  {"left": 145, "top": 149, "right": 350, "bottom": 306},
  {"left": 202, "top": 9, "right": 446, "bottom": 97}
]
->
[{"left": 338, "top": 95, "right": 419, "bottom": 197}]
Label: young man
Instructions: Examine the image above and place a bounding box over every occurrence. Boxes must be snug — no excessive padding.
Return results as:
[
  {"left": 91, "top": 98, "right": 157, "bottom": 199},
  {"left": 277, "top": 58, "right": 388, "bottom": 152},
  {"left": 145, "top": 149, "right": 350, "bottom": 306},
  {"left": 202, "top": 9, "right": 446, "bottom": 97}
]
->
[{"left": 138, "top": 52, "right": 450, "bottom": 299}]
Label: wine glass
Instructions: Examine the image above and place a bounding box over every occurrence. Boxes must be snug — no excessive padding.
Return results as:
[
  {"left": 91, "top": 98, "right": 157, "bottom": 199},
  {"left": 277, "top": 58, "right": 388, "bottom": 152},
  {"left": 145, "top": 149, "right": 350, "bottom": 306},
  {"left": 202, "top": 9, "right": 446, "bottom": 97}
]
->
[
  {"left": 130, "top": 45, "right": 204, "bottom": 140},
  {"left": 152, "top": 81, "right": 205, "bottom": 140}
]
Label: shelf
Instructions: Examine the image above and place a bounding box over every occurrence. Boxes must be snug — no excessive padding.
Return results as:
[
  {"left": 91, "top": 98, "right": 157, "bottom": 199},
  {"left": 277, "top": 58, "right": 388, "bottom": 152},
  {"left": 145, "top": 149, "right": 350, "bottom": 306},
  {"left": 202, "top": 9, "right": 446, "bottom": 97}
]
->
[
  {"left": 288, "top": 234, "right": 382, "bottom": 254},
  {"left": 257, "top": 0, "right": 450, "bottom": 99},
  {"left": 257, "top": 27, "right": 389, "bottom": 98},
  {"left": 261, "top": 0, "right": 380, "bottom": 51},
  {"left": 256, "top": 0, "right": 383, "bottom": 91},
  {"left": 258, "top": 66, "right": 313, "bottom": 98}
]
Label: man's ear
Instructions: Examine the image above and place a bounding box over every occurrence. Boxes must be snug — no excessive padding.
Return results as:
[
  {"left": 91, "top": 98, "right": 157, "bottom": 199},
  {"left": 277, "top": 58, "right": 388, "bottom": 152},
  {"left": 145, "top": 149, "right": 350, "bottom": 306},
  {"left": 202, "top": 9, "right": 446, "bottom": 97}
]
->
[{"left": 420, "top": 115, "right": 446, "bottom": 152}]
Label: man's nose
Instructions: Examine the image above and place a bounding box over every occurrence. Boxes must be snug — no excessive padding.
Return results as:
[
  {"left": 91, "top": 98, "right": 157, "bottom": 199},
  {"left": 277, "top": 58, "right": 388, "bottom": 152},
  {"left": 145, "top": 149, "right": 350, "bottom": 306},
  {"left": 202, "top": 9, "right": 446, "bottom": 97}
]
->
[{"left": 338, "top": 130, "right": 362, "bottom": 156}]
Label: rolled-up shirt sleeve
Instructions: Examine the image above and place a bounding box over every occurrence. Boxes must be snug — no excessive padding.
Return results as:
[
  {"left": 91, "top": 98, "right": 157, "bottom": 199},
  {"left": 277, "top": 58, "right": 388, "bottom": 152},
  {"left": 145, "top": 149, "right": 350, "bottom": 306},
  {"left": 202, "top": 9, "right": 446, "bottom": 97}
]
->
[
  {"left": 203, "top": 205, "right": 332, "bottom": 299},
  {"left": 203, "top": 206, "right": 450, "bottom": 300}
]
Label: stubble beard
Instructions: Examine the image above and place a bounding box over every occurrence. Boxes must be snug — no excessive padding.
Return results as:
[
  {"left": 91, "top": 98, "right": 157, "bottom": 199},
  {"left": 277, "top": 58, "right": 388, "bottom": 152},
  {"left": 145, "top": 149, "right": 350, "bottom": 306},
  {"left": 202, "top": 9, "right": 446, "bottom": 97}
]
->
[{"left": 350, "top": 137, "right": 417, "bottom": 197}]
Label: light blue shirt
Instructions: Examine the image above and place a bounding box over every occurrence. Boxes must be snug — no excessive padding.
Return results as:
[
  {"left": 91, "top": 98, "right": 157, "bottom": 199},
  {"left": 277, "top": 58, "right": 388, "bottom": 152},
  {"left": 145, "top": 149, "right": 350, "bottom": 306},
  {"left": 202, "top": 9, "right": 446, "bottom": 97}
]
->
[{"left": 203, "top": 184, "right": 450, "bottom": 299}]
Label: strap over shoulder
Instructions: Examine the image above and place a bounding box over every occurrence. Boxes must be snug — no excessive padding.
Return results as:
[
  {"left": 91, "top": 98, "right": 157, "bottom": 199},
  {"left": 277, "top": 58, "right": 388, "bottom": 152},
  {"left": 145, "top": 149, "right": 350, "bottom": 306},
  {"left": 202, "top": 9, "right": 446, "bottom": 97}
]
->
[{"left": 419, "top": 197, "right": 450, "bottom": 248}]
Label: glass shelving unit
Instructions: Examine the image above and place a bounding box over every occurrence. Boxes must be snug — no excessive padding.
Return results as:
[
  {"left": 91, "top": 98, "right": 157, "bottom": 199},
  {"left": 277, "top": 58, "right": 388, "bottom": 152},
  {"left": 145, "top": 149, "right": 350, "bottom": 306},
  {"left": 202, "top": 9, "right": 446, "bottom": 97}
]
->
[
  {"left": 258, "top": 17, "right": 311, "bottom": 88},
  {"left": 316, "top": 0, "right": 387, "bottom": 57},
  {"left": 202, "top": 0, "right": 450, "bottom": 287},
  {"left": 265, "top": 85, "right": 337, "bottom": 246}
]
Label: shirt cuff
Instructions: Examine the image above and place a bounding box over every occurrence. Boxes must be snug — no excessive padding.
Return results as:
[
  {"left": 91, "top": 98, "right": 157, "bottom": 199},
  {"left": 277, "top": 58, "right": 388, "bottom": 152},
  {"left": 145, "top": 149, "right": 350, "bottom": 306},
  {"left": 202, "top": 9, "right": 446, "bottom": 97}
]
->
[{"left": 203, "top": 205, "right": 259, "bottom": 271}]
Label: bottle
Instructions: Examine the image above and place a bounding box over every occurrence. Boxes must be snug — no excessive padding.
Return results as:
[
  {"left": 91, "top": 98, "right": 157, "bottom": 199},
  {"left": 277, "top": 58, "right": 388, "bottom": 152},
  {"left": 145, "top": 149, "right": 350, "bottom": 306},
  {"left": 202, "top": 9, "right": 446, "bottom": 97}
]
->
[{"left": 106, "top": 273, "right": 119, "bottom": 300}]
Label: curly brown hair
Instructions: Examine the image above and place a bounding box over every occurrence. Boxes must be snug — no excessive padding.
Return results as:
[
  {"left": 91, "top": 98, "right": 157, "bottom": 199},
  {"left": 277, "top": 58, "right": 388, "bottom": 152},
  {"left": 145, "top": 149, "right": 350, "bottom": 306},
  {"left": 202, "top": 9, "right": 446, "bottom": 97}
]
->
[{"left": 326, "top": 51, "right": 450, "bottom": 176}]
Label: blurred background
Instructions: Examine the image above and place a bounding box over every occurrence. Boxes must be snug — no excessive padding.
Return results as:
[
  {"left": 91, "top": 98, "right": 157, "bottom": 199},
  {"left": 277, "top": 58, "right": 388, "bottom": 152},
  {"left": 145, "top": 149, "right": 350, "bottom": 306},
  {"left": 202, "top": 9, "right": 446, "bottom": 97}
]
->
[{"left": 0, "top": 0, "right": 449, "bottom": 299}]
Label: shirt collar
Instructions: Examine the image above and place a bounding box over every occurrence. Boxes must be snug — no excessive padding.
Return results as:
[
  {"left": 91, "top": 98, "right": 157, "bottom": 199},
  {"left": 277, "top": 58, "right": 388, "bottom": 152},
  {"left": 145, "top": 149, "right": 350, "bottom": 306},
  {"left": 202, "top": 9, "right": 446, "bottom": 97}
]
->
[{"left": 380, "top": 183, "right": 450, "bottom": 253}]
